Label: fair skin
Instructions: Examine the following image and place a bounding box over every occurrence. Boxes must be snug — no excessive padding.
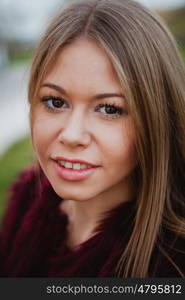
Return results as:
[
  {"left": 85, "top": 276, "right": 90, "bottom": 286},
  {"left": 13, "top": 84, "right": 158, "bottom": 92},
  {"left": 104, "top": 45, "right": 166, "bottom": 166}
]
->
[{"left": 32, "top": 38, "right": 137, "bottom": 248}]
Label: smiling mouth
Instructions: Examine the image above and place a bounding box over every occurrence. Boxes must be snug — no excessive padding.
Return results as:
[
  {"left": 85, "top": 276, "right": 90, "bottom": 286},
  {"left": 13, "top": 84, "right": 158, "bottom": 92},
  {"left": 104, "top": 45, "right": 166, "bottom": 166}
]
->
[
  {"left": 52, "top": 156, "right": 99, "bottom": 168},
  {"left": 57, "top": 160, "right": 96, "bottom": 170}
]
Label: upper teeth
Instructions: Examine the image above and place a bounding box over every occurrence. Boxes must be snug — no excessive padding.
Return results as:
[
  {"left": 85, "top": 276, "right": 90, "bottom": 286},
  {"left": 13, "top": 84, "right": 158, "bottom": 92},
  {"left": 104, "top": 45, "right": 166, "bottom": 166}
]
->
[{"left": 59, "top": 160, "right": 92, "bottom": 169}]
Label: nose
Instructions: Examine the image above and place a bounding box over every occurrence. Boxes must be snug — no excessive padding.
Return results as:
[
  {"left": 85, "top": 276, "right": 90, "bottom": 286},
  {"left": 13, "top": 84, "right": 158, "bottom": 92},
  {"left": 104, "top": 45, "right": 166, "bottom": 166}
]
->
[{"left": 58, "top": 109, "right": 91, "bottom": 148}]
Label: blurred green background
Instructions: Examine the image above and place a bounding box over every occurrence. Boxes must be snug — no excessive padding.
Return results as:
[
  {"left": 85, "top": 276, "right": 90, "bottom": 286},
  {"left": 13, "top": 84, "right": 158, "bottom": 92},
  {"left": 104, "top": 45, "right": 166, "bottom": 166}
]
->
[
  {"left": 0, "top": 5, "right": 185, "bottom": 220},
  {"left": 0, "top": 137, "right": 35, "bottom": 219}
]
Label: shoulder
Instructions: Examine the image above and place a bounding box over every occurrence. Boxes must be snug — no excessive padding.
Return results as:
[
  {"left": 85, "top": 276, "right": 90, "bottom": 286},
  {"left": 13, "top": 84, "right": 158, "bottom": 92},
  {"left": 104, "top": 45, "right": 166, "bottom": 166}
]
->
[
  {"left": 1, "top": 162, "right": 57, "bottom": 225},
  {"left": 3, "top": 164, "right": 42, "bottom": 220},
  {"left": 0, "top": 164, "right": 54, "bottom": 247},
  {"left": 0, "top": 165, "right": 40, "bottom": 239},
  {"left": 0, "top": 164, "right": 64, "bottom": 276},
  {"left": 8, "top": 163, "right": 45, "bottom": 195}
]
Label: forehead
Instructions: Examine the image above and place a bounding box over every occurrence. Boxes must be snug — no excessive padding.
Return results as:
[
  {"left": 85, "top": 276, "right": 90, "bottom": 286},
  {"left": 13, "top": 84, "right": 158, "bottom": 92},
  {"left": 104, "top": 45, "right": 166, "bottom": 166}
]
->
[{"left": 43, "top": 38, "right": 122, "bottom": 94}]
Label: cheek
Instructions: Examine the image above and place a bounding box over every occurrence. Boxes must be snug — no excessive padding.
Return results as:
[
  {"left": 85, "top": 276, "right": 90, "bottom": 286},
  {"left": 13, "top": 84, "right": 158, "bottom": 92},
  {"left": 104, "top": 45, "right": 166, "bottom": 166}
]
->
[
  {"left": 102, "top": 121, "right": 137, "bottom": 170},
  {"left": 32, "top": 124, "right": 47, "bottom": 157},
  {"left": 31, "top": 113, "right": 57, "bottom": 158}
]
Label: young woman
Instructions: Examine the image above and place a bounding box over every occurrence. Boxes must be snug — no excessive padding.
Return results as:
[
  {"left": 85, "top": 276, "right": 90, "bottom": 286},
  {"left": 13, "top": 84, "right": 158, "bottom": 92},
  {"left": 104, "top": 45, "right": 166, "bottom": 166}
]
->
[{"left": 0, "top": 0, "right": 185, "bottom": 278}]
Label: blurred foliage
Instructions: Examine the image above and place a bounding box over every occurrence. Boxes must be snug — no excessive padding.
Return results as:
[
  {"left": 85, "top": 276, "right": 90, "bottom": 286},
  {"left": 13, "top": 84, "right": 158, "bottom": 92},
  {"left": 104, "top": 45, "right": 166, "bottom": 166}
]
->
[
  {"left": 9, "top": 50, "right": 33, "bottom": 66},
  {"left": 0, "top": 136, "right": 35, "bottom": 219},
  {"left": 158, "top": 6, "right": 185, "bottom": 63},
  {"left": 180, "top": 47, "right": 185, "bottom": 62},
  {"left": 159, "top": 7, "right": 185, "bottom": 47}
]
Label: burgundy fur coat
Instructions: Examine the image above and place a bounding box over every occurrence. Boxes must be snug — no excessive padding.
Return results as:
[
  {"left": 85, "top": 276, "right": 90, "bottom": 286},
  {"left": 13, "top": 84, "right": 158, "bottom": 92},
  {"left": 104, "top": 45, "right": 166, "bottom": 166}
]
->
[{"left": 0, "top": 165, "right": 184, "bottom": 277}]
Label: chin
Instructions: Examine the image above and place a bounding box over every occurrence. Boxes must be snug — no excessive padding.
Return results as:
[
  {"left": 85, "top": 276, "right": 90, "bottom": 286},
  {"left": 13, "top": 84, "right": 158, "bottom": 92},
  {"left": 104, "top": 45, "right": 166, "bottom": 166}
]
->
[{"left": 53, "top": 185, "right": 98, "bottom": 202}]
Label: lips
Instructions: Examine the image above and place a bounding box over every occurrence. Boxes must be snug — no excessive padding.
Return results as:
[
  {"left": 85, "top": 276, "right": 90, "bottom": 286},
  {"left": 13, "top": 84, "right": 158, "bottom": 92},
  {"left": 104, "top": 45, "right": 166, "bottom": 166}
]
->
[
  {"left": 53, "top": 160, "right": 98, "bottom": 181},
  {"left": 53, "top": 156, "right": 98, "bottom": 168}
]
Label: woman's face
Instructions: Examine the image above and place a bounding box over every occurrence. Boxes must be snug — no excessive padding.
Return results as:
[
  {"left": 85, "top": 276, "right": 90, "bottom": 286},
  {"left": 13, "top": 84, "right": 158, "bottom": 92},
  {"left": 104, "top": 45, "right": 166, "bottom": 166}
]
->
[{"left": 32, "top": 38, "right": 137, "bottom": 206}]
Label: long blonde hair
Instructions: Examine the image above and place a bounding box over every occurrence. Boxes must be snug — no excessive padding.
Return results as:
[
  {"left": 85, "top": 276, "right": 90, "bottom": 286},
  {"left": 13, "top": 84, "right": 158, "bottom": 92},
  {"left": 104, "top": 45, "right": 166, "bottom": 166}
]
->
[{"left": 28, "top": 0, "right": 185, "bottom": 277}]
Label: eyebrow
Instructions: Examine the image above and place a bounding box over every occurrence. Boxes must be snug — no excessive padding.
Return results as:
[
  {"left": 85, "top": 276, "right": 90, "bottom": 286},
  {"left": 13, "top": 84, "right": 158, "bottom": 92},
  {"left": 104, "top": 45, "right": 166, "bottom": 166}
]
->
[{"left": 41, "top": 83, "right": 125, "bottom": 100}]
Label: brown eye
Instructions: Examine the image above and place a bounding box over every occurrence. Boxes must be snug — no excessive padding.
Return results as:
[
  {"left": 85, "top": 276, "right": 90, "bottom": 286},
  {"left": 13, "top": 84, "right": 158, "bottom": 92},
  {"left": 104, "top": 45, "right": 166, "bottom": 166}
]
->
[
  {"left": 52, "top": 99, "right": 64, "bottom": 108},
  {"left": 41, "top": 96, "right": 67, "bottom": 111},
  {"left": 95, "top": 103, "right": 124, "bottom": 119},
  {"left": 104, "top": 105, "right": 118, "bottom": 114}
]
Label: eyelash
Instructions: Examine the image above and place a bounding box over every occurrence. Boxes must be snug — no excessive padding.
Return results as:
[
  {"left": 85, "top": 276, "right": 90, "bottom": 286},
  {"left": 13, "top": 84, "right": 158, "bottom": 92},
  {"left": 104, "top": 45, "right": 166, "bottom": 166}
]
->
[{"left": 41, "top": 96, "right": 127, "bottom": 119}]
